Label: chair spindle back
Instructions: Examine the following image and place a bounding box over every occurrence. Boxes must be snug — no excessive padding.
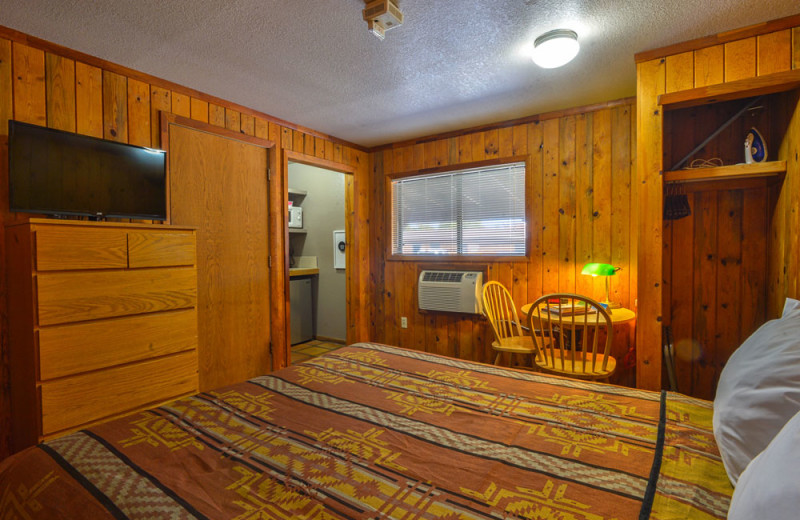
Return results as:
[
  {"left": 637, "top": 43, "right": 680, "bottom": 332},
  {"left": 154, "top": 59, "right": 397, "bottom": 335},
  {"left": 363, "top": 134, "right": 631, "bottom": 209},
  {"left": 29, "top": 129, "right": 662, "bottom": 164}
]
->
[
  {"left": 528, "top": 293, "right": 613, "bottom": 376},
  {"left": 482, "top": 281, "right": 523, "bottom": 342}
]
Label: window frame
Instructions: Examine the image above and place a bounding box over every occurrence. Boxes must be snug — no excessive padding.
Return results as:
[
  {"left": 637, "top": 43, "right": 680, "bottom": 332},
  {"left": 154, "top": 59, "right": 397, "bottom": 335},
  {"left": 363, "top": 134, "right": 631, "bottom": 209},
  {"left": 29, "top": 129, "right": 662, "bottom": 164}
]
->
[{"left": 385, "top": 156, "right": 531, "bottom": 262}]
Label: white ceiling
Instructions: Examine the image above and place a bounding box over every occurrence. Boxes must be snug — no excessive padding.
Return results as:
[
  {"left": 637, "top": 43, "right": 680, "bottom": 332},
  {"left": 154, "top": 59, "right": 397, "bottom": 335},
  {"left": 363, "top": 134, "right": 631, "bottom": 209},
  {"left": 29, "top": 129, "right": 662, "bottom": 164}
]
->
[{"left": 1, "top": 1, "right": 798, "bottom": 147}]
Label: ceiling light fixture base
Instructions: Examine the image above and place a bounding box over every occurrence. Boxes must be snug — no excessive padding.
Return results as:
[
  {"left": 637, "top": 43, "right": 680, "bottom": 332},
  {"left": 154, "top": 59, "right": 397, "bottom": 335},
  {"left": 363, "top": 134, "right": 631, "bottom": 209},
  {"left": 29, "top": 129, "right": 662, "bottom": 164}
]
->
[{"left": 532, "top": 29, "right": 580, "bottom": 69}]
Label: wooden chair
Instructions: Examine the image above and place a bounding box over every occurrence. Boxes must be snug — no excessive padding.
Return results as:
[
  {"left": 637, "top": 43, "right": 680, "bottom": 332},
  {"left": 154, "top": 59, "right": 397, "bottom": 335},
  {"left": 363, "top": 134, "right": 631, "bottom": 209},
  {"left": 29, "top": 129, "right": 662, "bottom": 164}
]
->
[
  {"left": 481, "top": 281, "right": 537, "bottom": 366},
  {"left": 527, "top": 293, "right": 616, "bottom": 381}
]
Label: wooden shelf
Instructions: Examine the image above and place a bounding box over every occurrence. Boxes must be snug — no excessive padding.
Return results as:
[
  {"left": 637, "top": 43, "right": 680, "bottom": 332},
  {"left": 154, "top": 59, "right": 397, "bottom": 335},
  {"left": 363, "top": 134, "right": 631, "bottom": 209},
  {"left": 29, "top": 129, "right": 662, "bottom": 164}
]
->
[
  {"left": 658, "top": 69, "right": 800, "bottom": 110},
  {"left": 288, "top": 188, "right": 307, "bottom": 198},
  {"left": 664, "top": 160, "right": 786, "bottom": 183},
  {"left": 289, "top": 229, "right": 307, "bottom": 235}
]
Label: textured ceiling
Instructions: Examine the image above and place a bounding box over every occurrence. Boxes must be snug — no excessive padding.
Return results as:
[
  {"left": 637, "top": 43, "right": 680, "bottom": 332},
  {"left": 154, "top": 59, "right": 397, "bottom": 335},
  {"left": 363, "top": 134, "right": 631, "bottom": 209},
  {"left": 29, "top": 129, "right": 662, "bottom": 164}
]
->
[{"left": 1, "top": 1, "right": 798, "bottom": 147}]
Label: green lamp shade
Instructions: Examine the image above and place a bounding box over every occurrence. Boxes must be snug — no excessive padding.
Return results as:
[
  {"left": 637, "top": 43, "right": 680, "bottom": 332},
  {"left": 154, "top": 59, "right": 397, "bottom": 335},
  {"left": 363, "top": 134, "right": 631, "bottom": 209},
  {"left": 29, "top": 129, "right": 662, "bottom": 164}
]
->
[{"left": 581, "top": 263, "right": 616, "bottom": 276}]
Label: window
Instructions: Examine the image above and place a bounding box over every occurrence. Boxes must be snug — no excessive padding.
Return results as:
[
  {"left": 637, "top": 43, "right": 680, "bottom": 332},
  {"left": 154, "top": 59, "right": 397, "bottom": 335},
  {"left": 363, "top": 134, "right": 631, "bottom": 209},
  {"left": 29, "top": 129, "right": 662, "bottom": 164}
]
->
[{"left": 391, "top": 161, "right": 526, "bottom": 257}]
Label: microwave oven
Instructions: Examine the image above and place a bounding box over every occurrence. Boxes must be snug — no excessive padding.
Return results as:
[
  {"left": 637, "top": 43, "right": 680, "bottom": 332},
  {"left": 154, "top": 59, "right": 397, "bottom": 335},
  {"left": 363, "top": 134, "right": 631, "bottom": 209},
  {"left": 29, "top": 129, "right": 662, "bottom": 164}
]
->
[{"left": 288, "top": 206, "right": 303, "bottom": 228}]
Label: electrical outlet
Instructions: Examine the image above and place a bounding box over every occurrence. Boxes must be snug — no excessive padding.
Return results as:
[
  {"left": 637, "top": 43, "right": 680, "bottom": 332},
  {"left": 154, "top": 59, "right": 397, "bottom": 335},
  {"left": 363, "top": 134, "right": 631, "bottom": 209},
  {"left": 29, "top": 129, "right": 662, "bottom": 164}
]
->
[{"left": 401, "top": 317, "right": 408, "bottom": 328}]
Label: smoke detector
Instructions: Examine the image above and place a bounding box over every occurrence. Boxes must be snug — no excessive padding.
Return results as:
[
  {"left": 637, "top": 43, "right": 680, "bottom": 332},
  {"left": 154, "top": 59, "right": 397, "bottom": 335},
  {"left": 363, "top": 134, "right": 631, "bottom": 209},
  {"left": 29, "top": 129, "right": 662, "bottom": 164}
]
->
[{"left": 363, "top": 0, "right": 403, "bottom": 40}]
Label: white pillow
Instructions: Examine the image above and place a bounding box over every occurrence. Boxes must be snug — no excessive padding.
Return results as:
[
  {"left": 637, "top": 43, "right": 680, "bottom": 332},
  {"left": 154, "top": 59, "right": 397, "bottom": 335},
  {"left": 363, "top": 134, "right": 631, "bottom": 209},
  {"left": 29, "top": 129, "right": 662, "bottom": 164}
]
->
[
  {"left": 728, "top": 409, "right": 800, "bottom": 519},
  {"left": 713, "top": 298, "right": 800, "bottom": 485},
  {"left": 783, "top": 297, "right": 800, "bottom": 316}
]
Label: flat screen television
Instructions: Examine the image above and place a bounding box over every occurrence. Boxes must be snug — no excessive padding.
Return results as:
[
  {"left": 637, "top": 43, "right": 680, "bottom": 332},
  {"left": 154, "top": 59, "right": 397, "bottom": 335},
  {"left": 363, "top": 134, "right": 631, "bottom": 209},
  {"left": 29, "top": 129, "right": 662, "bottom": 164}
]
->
[{"left": 8, "top": 120, "right": 167, "bottom": 220}]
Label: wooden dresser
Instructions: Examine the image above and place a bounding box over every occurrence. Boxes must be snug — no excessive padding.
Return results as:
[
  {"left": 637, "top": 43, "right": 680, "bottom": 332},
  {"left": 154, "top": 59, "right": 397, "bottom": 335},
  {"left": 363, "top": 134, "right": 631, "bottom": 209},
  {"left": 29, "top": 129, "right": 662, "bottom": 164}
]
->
[{"left": 5, "top": 219, "right": 199, "bottom": 452}]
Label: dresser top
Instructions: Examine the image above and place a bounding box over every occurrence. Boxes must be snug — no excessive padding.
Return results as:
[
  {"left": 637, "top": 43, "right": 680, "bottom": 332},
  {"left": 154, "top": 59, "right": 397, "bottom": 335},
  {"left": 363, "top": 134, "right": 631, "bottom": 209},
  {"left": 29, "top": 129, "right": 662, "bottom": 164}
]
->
[{"left": 6, "top": 217, "right": 196, "bottom": 231}]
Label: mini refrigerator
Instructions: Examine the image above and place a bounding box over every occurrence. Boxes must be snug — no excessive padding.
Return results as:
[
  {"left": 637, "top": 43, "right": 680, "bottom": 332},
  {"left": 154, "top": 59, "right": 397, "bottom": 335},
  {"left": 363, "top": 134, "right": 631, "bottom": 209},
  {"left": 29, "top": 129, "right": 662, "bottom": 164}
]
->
[{"left": 290, "top": 278, "right": 313, "bottom": 344}]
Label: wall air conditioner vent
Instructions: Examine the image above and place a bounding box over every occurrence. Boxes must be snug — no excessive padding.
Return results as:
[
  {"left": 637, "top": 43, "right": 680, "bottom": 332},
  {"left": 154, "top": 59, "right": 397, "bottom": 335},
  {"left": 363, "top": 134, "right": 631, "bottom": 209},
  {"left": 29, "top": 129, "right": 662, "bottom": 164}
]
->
[
  {"left": 418, "top": 270, "right": 483, "bottom": 314},
  {"left": 422, "top": 271, "right": 464, "bottom": 283}
]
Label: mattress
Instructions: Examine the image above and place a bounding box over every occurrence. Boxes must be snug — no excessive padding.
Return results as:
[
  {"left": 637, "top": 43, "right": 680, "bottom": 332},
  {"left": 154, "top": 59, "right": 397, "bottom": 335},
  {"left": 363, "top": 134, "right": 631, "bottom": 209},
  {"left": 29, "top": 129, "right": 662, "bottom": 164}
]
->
[{"left": 0, "top": 342, "right": 732, "bottom": 519}]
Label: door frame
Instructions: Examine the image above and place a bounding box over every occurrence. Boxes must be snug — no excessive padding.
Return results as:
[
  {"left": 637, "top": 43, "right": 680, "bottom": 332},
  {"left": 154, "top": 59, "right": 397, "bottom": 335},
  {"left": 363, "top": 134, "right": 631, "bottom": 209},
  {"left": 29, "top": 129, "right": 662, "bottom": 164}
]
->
[
  {"left": 159, "top": 112, "right": 286, "bottom": 370},
  {"left": 284, "top": 151, "right": 356, "bottom": 362}
]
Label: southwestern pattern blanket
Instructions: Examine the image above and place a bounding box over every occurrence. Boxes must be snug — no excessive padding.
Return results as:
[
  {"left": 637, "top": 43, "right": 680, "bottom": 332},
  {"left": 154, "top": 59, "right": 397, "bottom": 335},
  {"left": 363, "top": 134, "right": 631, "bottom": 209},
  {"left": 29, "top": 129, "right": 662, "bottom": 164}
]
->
[{"left": 0, "top": 343, "right": 732, "bottom": 519}]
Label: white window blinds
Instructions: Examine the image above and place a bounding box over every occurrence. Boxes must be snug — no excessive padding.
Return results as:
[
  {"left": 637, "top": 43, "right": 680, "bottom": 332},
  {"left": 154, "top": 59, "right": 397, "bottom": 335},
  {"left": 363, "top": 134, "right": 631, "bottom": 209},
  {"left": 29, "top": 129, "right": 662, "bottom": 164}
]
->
[{"left": 391, "top": 161, "right": 526, "bottom": 256}]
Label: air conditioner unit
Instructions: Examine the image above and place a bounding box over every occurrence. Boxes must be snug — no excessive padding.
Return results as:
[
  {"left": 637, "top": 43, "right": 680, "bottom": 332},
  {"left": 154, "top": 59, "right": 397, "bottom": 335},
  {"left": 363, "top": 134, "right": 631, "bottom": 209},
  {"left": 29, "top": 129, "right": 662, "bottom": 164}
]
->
[{"left": 418, "top": 270, "right": 483, "bottom": 314}]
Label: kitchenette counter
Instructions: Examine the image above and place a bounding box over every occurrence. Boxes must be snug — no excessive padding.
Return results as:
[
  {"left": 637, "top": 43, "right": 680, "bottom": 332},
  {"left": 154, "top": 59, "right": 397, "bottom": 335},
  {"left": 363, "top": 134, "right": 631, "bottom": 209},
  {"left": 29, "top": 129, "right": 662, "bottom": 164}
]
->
[{"left": 289, "top": 267, "right": 319, "bottom": 277}]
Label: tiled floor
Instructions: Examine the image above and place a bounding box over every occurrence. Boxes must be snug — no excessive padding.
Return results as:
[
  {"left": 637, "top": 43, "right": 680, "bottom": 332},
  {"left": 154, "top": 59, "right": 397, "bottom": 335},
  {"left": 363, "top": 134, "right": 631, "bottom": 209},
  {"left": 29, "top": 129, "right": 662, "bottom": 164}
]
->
[{"left": 291, "top": 339, "right": 344, "bottom": 364}]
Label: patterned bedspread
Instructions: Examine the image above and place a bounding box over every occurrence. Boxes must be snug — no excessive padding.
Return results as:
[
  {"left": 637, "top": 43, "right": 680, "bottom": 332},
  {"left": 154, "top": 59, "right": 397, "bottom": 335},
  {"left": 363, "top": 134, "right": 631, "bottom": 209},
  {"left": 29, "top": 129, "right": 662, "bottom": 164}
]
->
[{"left": 0, "top": 342, "right": 732, "bottom": 519}]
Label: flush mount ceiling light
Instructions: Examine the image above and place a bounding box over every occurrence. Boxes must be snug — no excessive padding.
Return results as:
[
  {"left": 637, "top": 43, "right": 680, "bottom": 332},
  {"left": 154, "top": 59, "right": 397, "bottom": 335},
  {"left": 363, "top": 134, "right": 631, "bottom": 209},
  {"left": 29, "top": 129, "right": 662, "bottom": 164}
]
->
[{"left": 532, "top": 29, "right": 579, "bottom": 68}]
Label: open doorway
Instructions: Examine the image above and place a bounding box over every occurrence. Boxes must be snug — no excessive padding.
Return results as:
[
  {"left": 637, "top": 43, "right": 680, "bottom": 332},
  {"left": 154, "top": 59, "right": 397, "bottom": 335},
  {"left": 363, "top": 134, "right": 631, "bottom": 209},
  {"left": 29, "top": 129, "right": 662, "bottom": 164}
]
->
[{"left": 287, "top": 161, "right": 347, "bottom": 361}]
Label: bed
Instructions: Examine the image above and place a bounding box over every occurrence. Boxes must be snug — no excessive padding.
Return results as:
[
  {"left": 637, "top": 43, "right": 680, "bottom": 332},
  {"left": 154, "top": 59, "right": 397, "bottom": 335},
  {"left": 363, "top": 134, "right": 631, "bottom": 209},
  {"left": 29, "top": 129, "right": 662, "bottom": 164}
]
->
[{"left": 0, "top": 342, "right": 732, "bottom": 519}]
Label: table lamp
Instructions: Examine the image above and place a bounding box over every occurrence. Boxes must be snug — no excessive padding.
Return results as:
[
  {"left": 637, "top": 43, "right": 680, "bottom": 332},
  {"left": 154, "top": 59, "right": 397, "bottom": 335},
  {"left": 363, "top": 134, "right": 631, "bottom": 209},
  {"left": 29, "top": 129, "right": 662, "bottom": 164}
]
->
[{"left": 581, "top": 263, "right": 621, "bottom": 309}]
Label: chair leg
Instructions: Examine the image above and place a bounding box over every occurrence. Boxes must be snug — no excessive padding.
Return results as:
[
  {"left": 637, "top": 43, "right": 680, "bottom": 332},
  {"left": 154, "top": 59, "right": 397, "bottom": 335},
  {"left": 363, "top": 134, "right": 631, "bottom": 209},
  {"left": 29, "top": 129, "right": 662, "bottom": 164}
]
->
[{"left": 494, "top": 352, "right": 502, "bottom": 365}]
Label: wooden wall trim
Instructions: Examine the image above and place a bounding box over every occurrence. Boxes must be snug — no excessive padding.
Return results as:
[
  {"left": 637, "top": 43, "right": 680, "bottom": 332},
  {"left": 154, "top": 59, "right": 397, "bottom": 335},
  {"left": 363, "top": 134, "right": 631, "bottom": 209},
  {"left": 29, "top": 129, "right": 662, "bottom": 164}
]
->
[
  {"left": 386, "top": 155, "right": 528, "bottom": 179},
  {"left": 635, "top": 59, "right": 665, "bottom": 391},
  {"left": 270, "top": 145, "right": 288, "bottom": 369},
  {"left": 658, "top": 68, "right": 800, "bottom": 110},
  {"left": 635, "top": 13, "right": 800, "bottom": 63},
  {"left": 0, "top": 24, "right": 368, "bottom": 153},
  {"left": 161, "top": 112, "right": 275, "bottom": 150},
  {"left": 286, "top": 150, "right": 357, "bottom": 174},
  {"left": 370, "top": 97, "right": 636, "bottom": 152}
]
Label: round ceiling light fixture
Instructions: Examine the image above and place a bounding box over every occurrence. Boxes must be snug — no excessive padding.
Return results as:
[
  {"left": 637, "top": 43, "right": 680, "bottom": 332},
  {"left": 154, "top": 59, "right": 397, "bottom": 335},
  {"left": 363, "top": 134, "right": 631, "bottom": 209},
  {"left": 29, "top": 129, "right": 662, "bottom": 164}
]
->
[{"left": 532, "top": 29, "right": 579, "bottom": 69}]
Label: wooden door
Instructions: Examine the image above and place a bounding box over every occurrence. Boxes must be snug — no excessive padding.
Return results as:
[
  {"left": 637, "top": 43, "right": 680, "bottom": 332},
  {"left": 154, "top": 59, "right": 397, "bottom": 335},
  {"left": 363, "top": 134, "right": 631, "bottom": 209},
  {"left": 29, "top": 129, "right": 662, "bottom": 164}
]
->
[{"left": 168, "top": 122, "right": 271, "bottom": 390}]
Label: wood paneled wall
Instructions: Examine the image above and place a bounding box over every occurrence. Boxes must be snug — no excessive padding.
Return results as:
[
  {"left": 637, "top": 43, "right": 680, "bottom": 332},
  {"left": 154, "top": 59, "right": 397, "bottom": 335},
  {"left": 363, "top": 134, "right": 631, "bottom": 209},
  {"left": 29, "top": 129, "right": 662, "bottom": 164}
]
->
[
  {"left": 369, "top": 100, "right": 637, "bottom": 380},
  {"left": 636, "top": 18, "right": 800, "bottom": 392},
  {"left": 772, "top": 89, "right": 800, "bottom": 317},
  {"left": 0, "top": 28, "right": 372, "bottom": 460},
  {"left": 663, "top": 183, "right": 771, "bottom": 399}
]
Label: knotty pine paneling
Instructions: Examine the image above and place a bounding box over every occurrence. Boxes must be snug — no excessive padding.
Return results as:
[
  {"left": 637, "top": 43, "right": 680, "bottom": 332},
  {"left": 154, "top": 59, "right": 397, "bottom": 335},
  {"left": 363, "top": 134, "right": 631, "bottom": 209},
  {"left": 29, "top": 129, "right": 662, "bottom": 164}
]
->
[
  {"left": 370, "top": 102, "right": 637, "bottom": 384},
  {"left": 637, "top": 20, "right": 800, "bottom": 392},
  {"left": 127, "top": 78, "right": 151, "bottom": 147},
  {"left": 102, "top": 70, "right": 127, "bottom": 142},
  {"left": 771, "top": 90, "right": 800, "bottom": 316},
  {"left": 45, "top": 53, "right": 76, "bottom": 132},
  {"left": 0, "top": 41, "right": 11, "bottom": 131},
  {"left": 171, "top": 92, "right": 191, "bottom": 118},
  {"left": 75, "top": 62, "right": 103, "bottom": 138},
  {"left": 12, "top": 42, "right": 46, "bottom": 126},
  {"left": 663, "top": 185, "right": 769, "bottom": 400},
  {"left": 190, "top": 97, "right": 209, "bottom": 123},
  {"left": 0, "top": 35, "right": 371, "bottom": 461}
]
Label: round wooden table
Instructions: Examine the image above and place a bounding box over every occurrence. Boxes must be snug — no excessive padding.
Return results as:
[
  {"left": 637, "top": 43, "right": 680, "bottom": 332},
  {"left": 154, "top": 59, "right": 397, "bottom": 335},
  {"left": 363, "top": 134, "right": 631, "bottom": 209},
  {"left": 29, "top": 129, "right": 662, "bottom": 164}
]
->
[{"left": 520, "top": 303, "right": 636, "bottom": 325}]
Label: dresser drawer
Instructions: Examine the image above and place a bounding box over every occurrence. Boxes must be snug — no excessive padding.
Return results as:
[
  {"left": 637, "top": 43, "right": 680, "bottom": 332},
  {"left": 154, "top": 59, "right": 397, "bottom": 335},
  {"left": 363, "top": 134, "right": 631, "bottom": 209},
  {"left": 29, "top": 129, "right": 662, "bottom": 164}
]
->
[
  {"left": 37, "top": 267, "right": 197, "bottom": 326},
  {"left": 39, "top": 309, "right": 198, "bottom": 380},
  {"left": 40, "top": 350, "right": 198, "bottom": 436},
  {"left": 35, "top": 226, "right": 127, "bottom": 271},
  {"left": 128, "top": 231, "right": 196, "bottom": 268}
]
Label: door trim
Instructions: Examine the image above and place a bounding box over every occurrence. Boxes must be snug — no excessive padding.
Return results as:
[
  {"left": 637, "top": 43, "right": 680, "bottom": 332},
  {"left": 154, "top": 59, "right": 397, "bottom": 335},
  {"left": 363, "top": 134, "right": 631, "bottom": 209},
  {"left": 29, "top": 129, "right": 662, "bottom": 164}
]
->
[{"left": 284, "top": 151, "right": 356, "bottom": 361}]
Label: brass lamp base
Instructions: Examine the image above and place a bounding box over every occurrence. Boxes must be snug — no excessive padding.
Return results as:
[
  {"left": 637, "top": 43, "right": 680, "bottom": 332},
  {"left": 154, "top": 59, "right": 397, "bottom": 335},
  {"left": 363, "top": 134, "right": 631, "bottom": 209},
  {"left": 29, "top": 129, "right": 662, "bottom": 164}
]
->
[{"left": 602, "top": 278, "right": 621, "bottom": 310}]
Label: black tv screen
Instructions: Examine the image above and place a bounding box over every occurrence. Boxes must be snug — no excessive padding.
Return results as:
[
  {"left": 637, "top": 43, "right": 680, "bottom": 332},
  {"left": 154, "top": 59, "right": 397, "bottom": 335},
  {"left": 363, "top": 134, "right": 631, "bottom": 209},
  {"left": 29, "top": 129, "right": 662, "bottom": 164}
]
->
[{"left": 8, "top": 121, "right": 167, "bottom": 220}]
